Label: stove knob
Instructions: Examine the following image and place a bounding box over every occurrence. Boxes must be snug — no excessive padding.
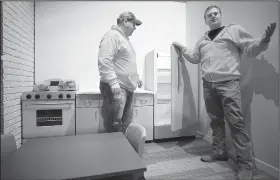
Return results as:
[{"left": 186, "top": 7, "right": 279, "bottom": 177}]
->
[
  {"left": 47, "top": 94, "right": 52, "bottom": 99},
  {"left": 35, "top": 94, "right": 40, "bottom": 99},
  {"left": 58, "top": 93, "right": 63, "bottom": 99},
  {"left": 26, "top": 94, "right": 32, "bottom": 99},
  {"left": 66, "top": 94, "right": 71, "bottom": 99}
]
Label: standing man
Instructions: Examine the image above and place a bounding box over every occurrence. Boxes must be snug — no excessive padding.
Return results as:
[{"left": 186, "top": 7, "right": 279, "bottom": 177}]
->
[
  {"left": 173, "top": 5, "right": 276, "bottom": 180},
  {"left": 98, "top": 11, "right": 143, "bottom": 134}
]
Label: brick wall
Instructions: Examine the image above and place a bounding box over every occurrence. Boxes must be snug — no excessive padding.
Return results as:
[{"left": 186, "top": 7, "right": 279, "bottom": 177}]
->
[{"left": 1, "top": 1, "right": 35, "bottom": 147}]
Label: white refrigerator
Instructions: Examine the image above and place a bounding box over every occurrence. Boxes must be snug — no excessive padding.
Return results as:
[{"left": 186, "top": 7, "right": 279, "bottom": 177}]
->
[{"left": 143, "top": 45, "right": 198, "bottom": 139}]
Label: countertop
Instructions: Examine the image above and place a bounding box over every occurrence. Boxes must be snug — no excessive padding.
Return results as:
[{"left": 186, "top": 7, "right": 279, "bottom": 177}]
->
[{"left": 76, "top": 88, "right": 155, "bottom": 95}]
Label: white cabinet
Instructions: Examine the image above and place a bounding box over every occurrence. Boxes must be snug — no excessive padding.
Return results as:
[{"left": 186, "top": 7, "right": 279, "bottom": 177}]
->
[
  {"left": 76, "top": 94, "right": 101, "bottom": 135},
  {"left": 133, "top": 93, "right": 154, "bottom": 141},
  {"left": 76, "top": 92, "right": 154, "bottom": 140},
  {"left": 76, "top": 108, "right": 99, "bottom": 135}
]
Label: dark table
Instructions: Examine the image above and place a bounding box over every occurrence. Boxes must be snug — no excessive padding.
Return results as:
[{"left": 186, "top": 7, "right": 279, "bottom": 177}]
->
[{"left": 1, "top": 132, "right": 147, "bottom": 180}]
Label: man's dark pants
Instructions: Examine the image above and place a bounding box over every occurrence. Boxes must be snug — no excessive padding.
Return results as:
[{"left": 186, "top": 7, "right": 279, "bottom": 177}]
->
[
  {"left": 203, "top": 79, "right": 253, "bottom": 169},
  {"left": 99, "top": 82, "right": 134, "bottom": 133}
]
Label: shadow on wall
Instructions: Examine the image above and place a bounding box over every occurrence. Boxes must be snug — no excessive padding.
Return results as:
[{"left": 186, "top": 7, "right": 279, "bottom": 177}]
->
[
  {"left": 227, "top": 54, "right": 279, "bottom": 162},
  {"left": 199, "top": 54, "right": 279, "bottom": 163}
]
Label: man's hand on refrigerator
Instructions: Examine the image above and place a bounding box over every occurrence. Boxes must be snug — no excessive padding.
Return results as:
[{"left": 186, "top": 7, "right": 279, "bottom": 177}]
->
[
  {"left": 172, "top": 42, "right": 185, "bottom": 62},
  {"left": 172, "top": 42, "right": 185, "bottom": 51}
]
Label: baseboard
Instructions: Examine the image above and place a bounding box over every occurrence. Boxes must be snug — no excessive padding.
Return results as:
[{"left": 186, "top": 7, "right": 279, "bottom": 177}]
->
[
  {"left": 253, "top": 157, "right": 279, "bottom": 179},
  {"left": 197, "top": 131, "right": 279, "bottom": 179},
  {"left": 154, "top": 125, "right": 197, "bottom": 140}
]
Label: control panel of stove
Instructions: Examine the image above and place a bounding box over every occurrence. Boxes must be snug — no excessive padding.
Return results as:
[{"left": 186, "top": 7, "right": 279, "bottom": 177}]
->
[{"left": 22, "top": 91, "right": 76, "bottom": 100}]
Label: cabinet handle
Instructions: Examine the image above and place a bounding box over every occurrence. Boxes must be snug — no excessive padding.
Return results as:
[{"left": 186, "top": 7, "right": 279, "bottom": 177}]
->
[
  {"left": 95, "top": 111, "right": 98, "bottom": 120},
  {"left": 140, "top": 100, "right": 147, "bottom": 104}
]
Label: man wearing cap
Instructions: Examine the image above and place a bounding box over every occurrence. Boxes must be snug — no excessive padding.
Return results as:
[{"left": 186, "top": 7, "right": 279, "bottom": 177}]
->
[{"left": 98, "top": 11, "right": 143, "bottom": 134}]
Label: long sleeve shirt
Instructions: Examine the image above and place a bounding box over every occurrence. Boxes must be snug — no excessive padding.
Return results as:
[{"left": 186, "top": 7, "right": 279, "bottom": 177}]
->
[
  {"left": 181, "top": 24, "right": 270, "bottom": 82},
  {"left": 98, "top": 25, "right": 139, "bottom": 92}
]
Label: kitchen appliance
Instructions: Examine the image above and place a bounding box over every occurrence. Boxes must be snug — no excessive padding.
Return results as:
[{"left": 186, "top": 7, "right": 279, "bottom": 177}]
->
[
  {"left": 33, "top": 78, "right": 78, "bottom": 92},
  {"left": 62, "top": 80, "right": 78, "bottom": 91},
  {"left": 143, "top": 47, "right": 198, "bottom": 139},
  {"left": 22, "top": 91, "right": 76, "bottom": 139}
]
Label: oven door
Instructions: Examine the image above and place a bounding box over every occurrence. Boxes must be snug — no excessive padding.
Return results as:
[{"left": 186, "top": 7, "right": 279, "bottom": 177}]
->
[{"left": 22, "top": 101, "right": 75, "bottom": 138}]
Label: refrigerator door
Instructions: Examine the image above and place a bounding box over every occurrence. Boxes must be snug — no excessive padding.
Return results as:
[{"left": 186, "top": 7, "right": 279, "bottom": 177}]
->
[
  {"left": 144, "top": 50, "right": 157, "bottom": 92},
  {"left": 170, "top": 45, "right": 198, "bottom": 134}
]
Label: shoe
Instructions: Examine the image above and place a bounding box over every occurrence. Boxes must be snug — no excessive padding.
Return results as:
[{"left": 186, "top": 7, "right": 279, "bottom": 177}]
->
[
  {"left": 236, "top": 168, "right": 253, "bottom": 180},
  {"left": 200, "top": 153, "right": 229, "bottom": 162}
]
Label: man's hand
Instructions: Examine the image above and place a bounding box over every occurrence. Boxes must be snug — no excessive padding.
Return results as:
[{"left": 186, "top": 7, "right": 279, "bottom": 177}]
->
[
  {"left": 261, "top": 22, "right": 276, "bottom": 43},
  {"left": 137, "top": 79, "right": 142, "bottom": 88},
  {"left": 172, "top": 42, "right": 187, "bottom": 62},
  {"left": 172, "top": 42, "right": 185, "bottom": 52},
  {"left": 111, "top": 83, "right": 121, "bottom": 95}
]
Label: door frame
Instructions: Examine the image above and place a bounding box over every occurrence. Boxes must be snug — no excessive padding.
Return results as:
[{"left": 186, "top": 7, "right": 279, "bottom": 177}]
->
[{"left": 0, "top": 1, "right": 4, "bottom": 135}]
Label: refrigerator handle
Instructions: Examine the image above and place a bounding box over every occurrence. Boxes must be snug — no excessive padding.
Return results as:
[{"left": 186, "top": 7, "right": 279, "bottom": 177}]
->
[{"left": 177, "top": 56, "right": 181, "bottom": 92}]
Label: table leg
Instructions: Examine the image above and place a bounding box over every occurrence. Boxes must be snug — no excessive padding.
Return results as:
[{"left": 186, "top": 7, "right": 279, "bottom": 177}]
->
[{"left": 91, "top": 171, "right": 145, "bottom": 180}]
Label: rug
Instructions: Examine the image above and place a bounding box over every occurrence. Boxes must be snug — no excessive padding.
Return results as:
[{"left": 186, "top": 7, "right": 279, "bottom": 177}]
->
[{"left": 142, "top": 138, "right": 277, "bottom": 180}]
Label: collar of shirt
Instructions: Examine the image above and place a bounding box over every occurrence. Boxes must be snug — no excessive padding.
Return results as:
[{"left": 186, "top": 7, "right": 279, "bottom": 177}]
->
[{"left": 111, "top": 25, "right": 129, "bottom": 41}]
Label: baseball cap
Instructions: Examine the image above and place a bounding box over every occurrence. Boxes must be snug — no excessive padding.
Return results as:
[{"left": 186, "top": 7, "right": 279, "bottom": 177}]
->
[{"left": 118, "top": 11, "right": 142, "bottom": 26}]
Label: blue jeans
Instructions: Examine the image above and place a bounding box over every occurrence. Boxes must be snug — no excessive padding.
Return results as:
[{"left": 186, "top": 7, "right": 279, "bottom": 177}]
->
[
  {"left": 99, "top": 82, "right": 134, "bottom": 134},
  {"left": 203, "top": 79, "right": 252, "bottom": 169}
]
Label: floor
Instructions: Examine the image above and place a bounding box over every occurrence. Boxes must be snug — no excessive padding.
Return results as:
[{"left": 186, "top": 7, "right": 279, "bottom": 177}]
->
[{"left": 142, "top": 137, "right": 277, "bottom": 180}]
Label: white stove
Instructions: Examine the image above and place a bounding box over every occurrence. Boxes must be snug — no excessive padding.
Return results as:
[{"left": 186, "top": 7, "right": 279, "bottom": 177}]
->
[{"left": 22, "top": 91, "right": 76, "bottom": 139}]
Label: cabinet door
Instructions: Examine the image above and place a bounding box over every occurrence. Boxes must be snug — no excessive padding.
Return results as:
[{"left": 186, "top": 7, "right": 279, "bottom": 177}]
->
[
  {"left": 76, "top": 108, "right": 99, "bottom": 135},
  {"left": 133, "top": 106, "right": 153, "bottom": 141}
]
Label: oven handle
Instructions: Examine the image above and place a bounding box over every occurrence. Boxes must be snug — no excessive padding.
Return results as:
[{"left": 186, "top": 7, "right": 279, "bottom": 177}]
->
[
  {"left": 23, "top": 103, "right": 74, "bottom": 109},
  {"left": 30, "top": 102, "right": 74, "bottom": 105}
]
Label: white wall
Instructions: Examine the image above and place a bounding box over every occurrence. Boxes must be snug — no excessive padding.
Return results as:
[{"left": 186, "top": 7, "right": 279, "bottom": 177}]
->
[
  {"left": 185, "top": 1, "right": 279, "bottom": 178},
  {"left": 35, "top": 1, "right": 186, "bottom": 91}
]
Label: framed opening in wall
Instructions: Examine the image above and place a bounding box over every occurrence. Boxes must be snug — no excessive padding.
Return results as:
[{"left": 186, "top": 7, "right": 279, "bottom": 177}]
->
[{"left": 0, "top": 1, "right": 4, "bottom": 135}]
